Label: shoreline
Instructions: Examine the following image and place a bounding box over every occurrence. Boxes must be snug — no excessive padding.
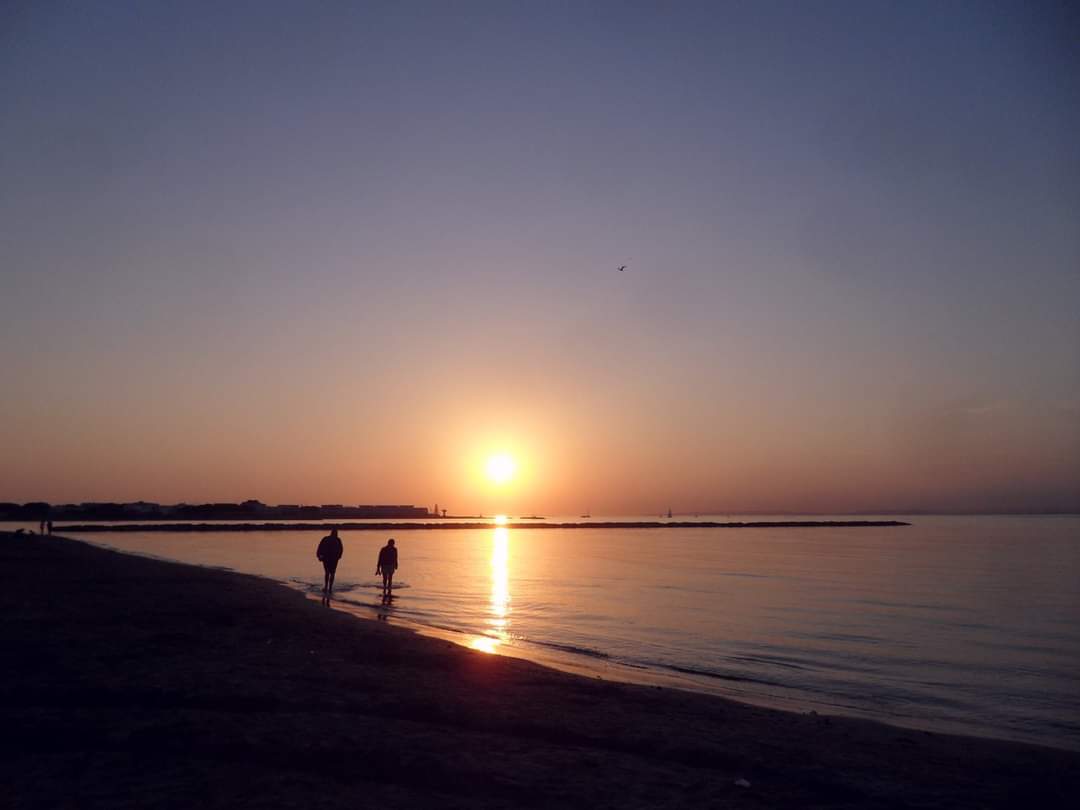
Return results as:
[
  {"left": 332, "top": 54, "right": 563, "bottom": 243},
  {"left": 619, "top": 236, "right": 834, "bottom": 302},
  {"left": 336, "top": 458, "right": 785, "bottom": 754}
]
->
[
  {"left": 44, "top": 519, "right": 910, "bottom": 532},
  {"left": 3, "top": 530, "right": 1075, "bottom": 808},
  {"left": 82, "top": 534, "right": 1057, "bottom": 750}
]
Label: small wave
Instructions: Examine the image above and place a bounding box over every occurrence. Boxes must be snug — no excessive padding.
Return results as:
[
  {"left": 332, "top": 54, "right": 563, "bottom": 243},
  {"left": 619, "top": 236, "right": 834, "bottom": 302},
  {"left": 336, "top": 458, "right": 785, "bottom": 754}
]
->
[
  {"left": 852, "top": 598, "right": 969, "bottom": 613},
  {"left": 1047, "top": 719, "right": 1080, "bottom": 735},
  {"left": 530, "top": 639, "right": 611, "bottom": 660},
  {"left": 286, "top": 576, "right": 410, "bottom": 591},
  {"left": 333, "top": 592, "right": 422, "bottom": 613},
  {"left": 333, "top": 596, "right": 386, "bottom": 610},
  {"left": 664, "top": 664, "right": 783, "bottom": 687},
  {"left": 729, "top": 653, "right": 809, "bottom": 671},
  {"left": 340, "top": 582, "right": 413, "bottom": 592},
  {"left": 791, "top": 631, "right": 885, "bottom": 645},
  {"left": 287, "top": 579, "right": 324, "bottom": 595}
]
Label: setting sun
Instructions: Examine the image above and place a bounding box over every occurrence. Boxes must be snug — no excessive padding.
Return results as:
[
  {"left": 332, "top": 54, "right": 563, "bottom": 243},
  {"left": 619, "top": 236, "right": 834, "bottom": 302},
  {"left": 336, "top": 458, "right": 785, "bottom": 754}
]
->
[{"left": 485, "top": 453, "right": 516, "bottom": 486}]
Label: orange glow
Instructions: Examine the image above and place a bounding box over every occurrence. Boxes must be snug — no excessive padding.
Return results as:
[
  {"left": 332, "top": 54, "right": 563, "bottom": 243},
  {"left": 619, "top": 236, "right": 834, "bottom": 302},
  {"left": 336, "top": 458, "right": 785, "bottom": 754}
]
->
[{"left": 469, "top": 636, "right": 500, "bottom": 654}]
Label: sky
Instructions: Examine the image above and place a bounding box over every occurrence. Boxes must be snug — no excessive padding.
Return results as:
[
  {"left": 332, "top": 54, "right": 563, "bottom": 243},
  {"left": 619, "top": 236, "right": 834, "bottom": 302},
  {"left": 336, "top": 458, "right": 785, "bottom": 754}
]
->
[{"left": 1, "top": 1, "right": 1077, "bottom": 514}]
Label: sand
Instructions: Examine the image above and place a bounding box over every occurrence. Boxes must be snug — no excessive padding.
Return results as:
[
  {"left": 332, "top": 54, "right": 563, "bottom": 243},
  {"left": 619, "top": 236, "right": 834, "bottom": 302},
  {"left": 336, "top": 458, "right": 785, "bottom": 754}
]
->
[{"left": 2, "top": 531, "right": 1077, "bottom": 809}]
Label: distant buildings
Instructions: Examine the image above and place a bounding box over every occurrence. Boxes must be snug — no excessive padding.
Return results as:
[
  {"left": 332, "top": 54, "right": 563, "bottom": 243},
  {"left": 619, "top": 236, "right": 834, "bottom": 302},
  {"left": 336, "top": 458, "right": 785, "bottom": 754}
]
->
[{"left": 0, "top": 501, "right": 431, "bottom": 521}]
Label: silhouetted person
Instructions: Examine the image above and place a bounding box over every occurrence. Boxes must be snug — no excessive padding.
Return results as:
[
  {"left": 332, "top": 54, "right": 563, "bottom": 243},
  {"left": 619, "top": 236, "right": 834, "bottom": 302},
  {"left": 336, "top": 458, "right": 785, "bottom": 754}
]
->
[
  {"left": 316, "top": 528, "right": 343, "bottom": 601},
  {"left": 39, "top": 520, "right": 45, "bottom": 535},
  {"left": 46, "top": 520, "right": 53, "bottom": 535},
  {"left": 376, "top": 538, "right": 397, "bottom": 603}
]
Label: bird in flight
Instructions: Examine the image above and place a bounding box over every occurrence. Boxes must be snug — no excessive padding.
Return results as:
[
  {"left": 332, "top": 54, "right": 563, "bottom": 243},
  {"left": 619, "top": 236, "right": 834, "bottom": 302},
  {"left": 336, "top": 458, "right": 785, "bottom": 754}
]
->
[{"left": 617, "top": 265, "right": 627, "bottom": 272}]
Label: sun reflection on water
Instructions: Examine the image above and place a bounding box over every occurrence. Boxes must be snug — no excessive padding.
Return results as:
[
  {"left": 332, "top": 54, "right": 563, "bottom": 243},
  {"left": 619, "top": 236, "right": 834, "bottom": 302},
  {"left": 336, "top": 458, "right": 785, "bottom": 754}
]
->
[
  {"left": 471, "top": 525, "right": 511, "bottom": 654},
  {"left": 491, "top": 526, "right": 509, "bottom": 622},
  {"left": 469, "top": 636, "right": 500, "bottom": 653}
]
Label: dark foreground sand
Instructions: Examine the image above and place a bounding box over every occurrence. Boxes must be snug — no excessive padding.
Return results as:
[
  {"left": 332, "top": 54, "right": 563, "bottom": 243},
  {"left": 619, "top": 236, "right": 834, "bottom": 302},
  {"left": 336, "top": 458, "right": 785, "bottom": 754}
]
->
[{"left": 2, "top": 533, "right": 1077, "bottom": 809}]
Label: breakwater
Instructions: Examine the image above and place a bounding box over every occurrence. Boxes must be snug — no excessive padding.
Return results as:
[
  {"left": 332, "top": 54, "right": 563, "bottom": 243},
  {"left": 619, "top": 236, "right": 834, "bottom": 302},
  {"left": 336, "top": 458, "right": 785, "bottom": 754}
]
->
[{"left": 53, "top": 520, "right": 909, "bottom": 532}]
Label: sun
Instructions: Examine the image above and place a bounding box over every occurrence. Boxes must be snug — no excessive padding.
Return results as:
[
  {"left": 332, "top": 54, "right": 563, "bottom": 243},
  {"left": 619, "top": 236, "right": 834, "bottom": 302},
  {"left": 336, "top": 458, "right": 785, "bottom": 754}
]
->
[{"left": 485, "top": 453, "right": 516, "bottom": 486}]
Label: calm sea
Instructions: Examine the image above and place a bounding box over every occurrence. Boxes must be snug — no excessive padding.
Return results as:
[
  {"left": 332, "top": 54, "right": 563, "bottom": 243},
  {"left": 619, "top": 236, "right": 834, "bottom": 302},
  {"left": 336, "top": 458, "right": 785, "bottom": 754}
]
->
[{"left": 26, "top": 515, "right": 1080, "bottom": 751}]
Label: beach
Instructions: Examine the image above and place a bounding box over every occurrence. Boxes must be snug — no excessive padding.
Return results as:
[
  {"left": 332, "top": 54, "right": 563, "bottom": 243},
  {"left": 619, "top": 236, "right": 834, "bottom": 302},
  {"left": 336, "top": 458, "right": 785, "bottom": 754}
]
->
[{"left": 3, "top": 532, "right": 1077, "bottom": 809}]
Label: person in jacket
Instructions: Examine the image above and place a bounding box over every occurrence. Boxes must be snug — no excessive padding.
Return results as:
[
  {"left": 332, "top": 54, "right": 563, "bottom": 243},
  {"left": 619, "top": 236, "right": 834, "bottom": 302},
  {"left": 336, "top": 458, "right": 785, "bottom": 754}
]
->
[
  {"left": 316, "top": 528, "right": 344, "bottom": 601},
  {"left": 376, "top": 538, "right": 398, "bottom": 603}
]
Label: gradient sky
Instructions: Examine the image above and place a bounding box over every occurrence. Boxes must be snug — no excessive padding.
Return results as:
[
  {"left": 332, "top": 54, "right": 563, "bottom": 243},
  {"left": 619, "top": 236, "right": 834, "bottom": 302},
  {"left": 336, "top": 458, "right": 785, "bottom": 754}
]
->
[{"left": 2, "top": 1, "right": 1077, "bottom": 514}]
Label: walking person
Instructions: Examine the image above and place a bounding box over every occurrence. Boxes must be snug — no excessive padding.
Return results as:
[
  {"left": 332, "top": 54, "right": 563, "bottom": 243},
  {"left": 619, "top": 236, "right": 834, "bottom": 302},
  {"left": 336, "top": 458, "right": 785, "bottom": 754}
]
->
[
  {"left": 46, "top": 520, "right": 53, "bottom": 535},
  {"left": 316, "top": 528, "right": 344, "bottom": 604},
  {"left": 376, "top": 538, "right": 397, "bottom": 603}
]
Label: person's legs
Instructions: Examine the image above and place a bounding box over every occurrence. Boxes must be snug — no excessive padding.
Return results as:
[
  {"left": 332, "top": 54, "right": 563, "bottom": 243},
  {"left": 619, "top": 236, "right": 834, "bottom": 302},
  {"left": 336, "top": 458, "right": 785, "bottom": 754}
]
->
[
  {"left": 323, "top": 561, "right": 338, "bottom": 596},
  {"left": 385, "top": 571, "right": 394, "bottom": 600}
]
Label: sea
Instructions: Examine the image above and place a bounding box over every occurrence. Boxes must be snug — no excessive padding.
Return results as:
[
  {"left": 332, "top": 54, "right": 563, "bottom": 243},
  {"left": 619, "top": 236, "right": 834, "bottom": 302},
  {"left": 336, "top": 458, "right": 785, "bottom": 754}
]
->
[{"left": 12, "top": 515, "right": 1079, "bottom": 751}]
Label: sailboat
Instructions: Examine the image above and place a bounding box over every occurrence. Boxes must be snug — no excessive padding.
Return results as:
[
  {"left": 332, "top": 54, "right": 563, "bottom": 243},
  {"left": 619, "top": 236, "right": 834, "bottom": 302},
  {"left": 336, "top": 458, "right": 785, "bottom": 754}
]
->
[{"left": 667, "top": 507, "right": 672, "bottom": 518}]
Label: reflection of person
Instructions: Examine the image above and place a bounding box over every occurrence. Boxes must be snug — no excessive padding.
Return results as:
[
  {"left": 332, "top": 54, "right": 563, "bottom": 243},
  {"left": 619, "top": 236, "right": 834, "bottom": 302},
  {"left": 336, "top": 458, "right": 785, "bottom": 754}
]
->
[
  {"left": 376, "top": 538, "right": 397, "bottom": 603},
  {"left": 316, "top": 529, "right": 343, "bottom": 600}
]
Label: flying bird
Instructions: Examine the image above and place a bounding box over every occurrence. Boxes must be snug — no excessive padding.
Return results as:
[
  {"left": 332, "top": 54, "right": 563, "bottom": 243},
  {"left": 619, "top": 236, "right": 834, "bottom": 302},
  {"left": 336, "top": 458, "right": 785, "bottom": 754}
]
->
[{"left": 617, "top": 265, "right": 627, "bottom": 272}]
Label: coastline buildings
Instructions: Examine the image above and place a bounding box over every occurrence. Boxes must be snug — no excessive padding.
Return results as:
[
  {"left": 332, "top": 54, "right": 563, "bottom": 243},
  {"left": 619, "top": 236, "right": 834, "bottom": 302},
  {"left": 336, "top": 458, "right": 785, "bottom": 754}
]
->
[{"left": 0, "top": 501, "right": 431, "bottom": 521}]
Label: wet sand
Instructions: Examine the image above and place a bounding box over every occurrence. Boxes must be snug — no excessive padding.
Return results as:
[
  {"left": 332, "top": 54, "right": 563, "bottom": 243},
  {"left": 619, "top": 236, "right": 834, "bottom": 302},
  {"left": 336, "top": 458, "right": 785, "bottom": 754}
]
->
[{"left": 2, "top": 532, "right": 1076, "bottom": 809}]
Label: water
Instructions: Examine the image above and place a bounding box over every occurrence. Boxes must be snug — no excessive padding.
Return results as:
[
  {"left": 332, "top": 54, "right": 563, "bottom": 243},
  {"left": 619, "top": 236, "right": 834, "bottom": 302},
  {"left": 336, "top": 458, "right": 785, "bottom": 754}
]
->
[{"left": 20, "top": 515, "right": 1080, "bottom": 750}]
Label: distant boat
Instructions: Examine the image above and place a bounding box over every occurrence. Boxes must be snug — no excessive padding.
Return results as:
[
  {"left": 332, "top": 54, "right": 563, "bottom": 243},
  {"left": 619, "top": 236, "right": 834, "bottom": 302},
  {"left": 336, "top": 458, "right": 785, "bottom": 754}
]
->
[
  {"left": 667, "top": 507, "right": 672, "bottom": 518},
  {"left": 580, "top": 509, "right": 591, "bottom": 518}
]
